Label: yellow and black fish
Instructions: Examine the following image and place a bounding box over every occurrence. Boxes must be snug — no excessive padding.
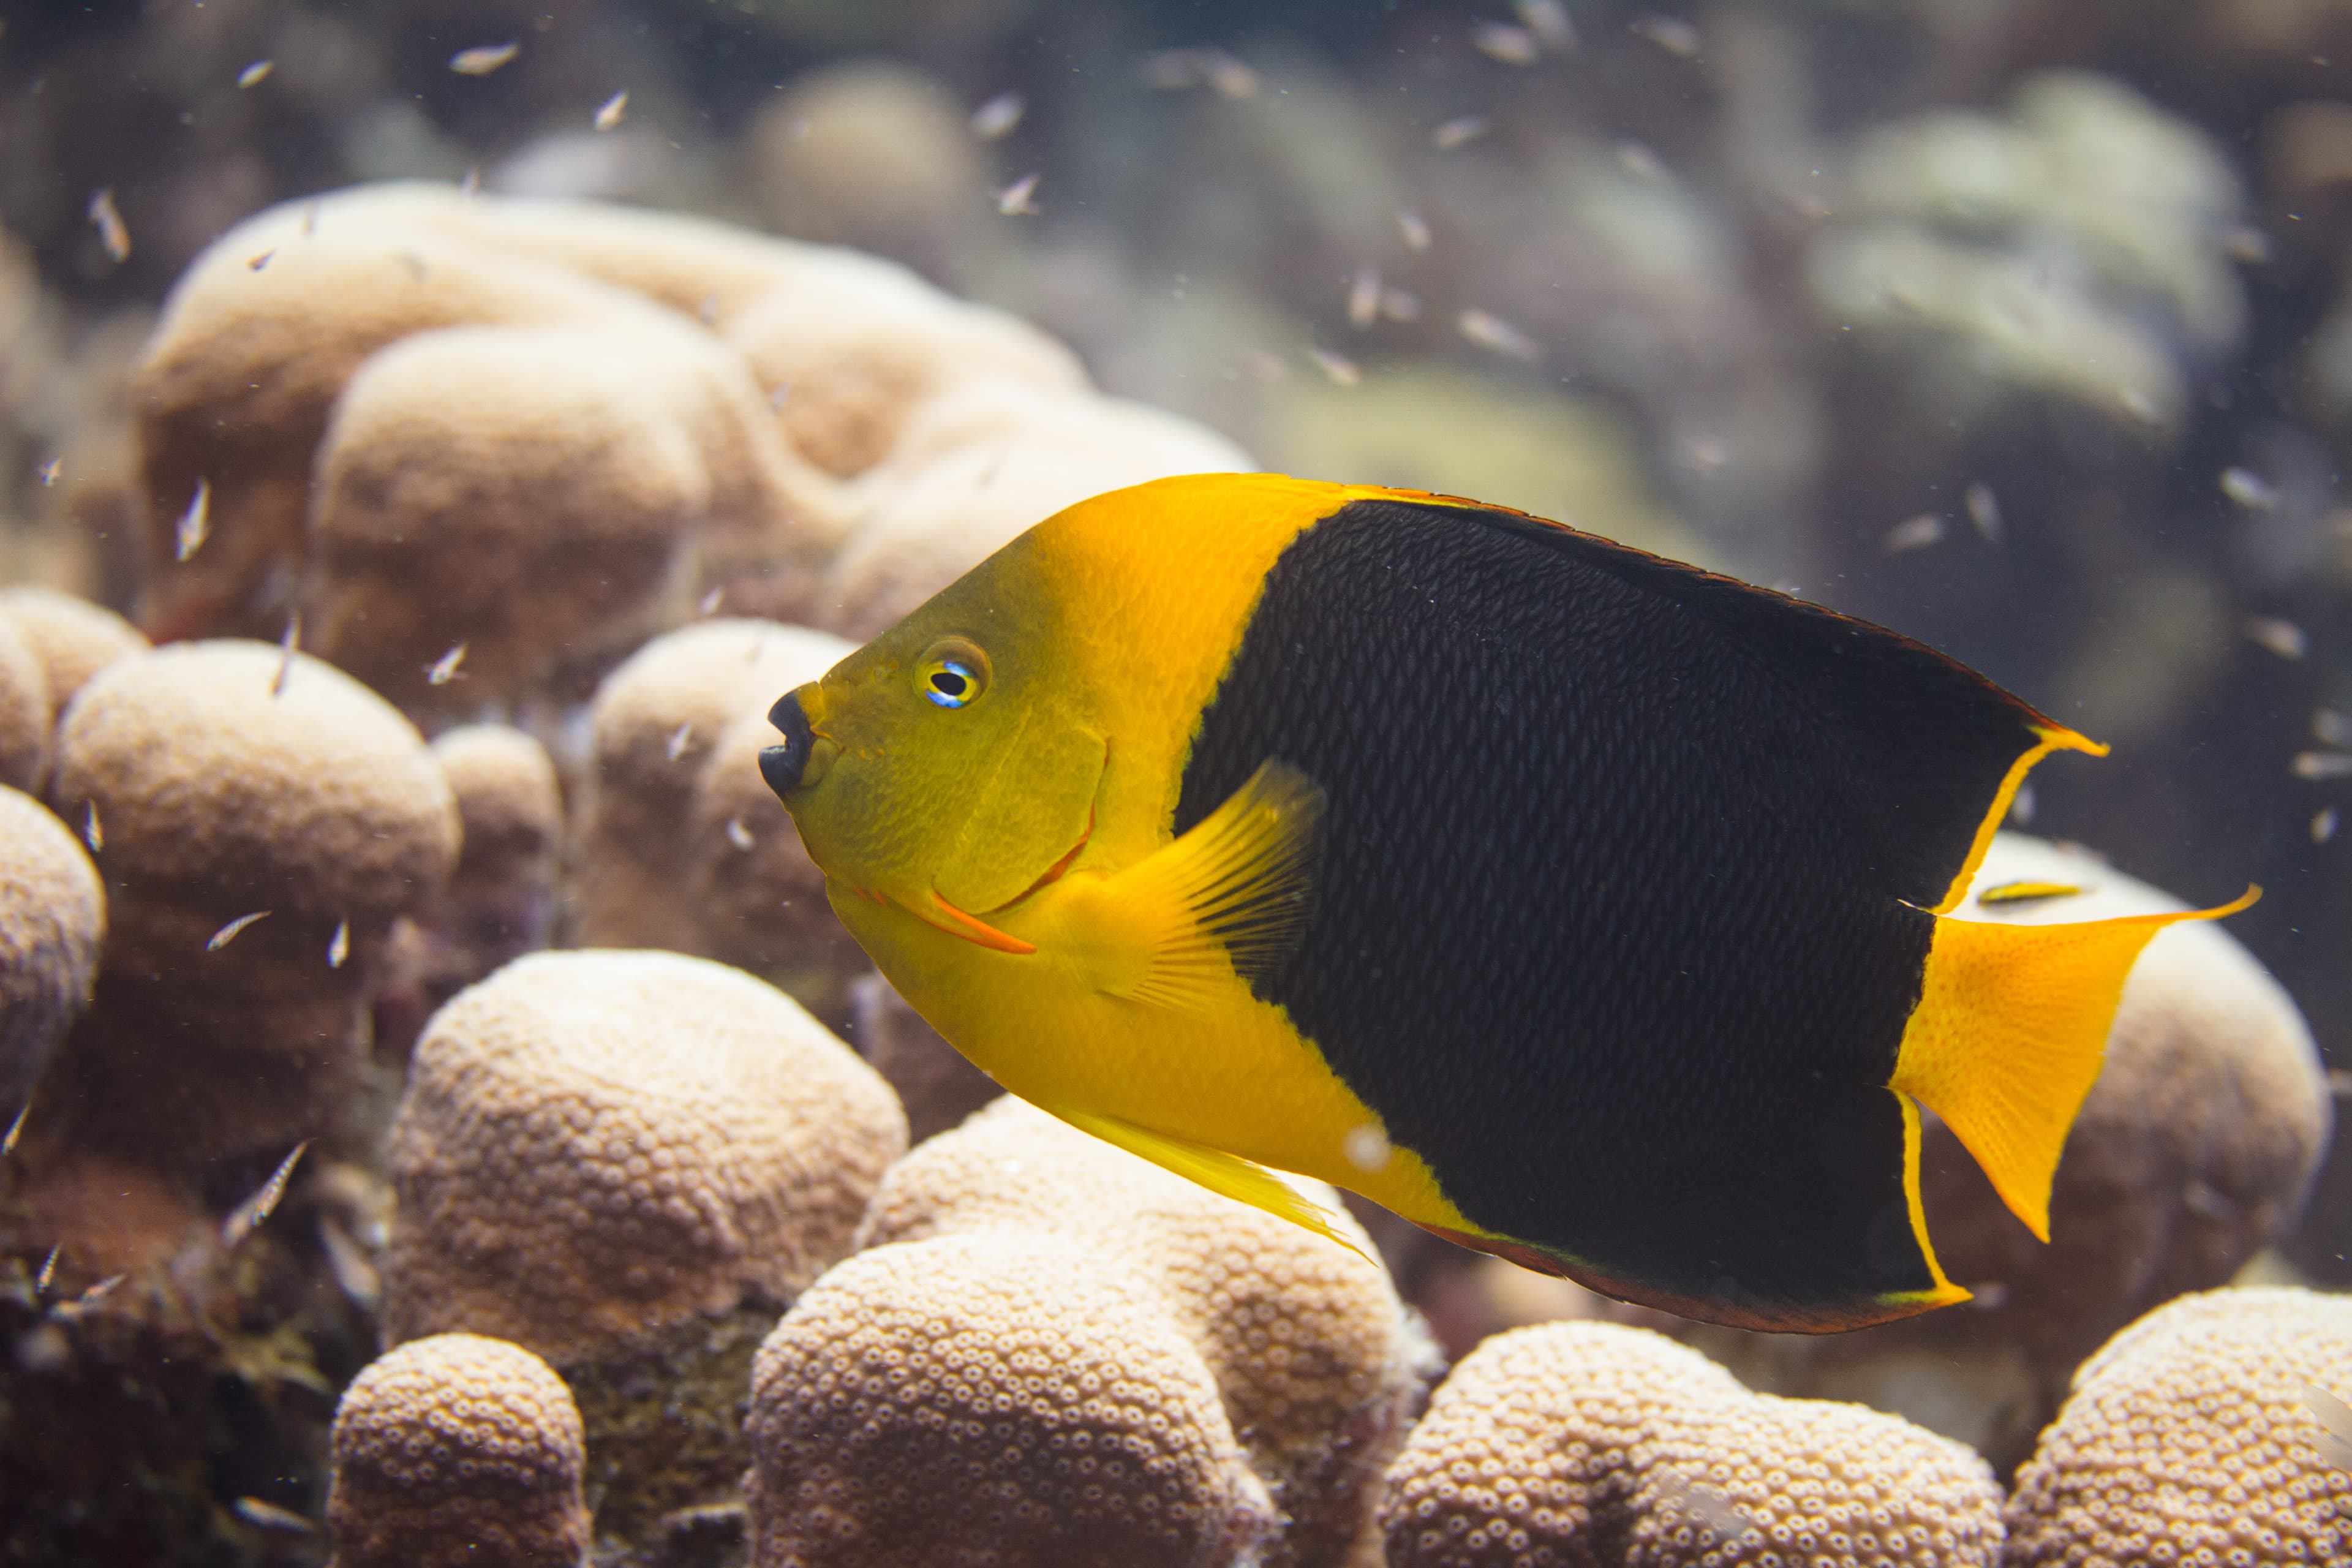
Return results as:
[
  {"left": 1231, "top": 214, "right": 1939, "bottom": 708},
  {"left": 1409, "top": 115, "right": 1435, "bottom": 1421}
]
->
[{"left": 760, "top": 473, "right": 2252, "bottom": 1332}]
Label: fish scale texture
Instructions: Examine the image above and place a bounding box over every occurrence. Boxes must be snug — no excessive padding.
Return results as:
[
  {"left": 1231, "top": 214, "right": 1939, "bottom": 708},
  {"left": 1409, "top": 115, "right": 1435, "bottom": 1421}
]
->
[
  {"left": 327, "top": 1332, "right": 590, "bottom": 1568},
  {"left": 2003, "top": 1286, "right": 2352, "bottom": 1565},
  {"left": 382, "top": 949, "right": 906, "bottom": 1365},
  {"left": 1170, "top": 497, "right": 2045, "bottom": 1317},
  {"left": 1379, "top": 1321, "right": 2005, "bottom": 1567}
]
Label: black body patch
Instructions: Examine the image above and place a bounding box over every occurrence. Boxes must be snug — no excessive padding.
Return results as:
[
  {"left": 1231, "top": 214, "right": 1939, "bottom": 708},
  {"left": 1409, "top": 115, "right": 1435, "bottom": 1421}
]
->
[{"left": 1172, "top": 498, "right": 2052, "bottom": 1319}]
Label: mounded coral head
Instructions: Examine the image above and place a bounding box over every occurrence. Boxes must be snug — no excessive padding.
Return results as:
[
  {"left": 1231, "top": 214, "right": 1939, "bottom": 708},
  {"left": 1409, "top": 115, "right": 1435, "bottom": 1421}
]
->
[
  {"left": 745, "top": 1230, "right": 1278, "bottom": 1568},
  {"left": 0, "top": 586, "right": 148, "bottom": 714},
  {"left": 327, "top": 1332, "right": 589, "bottom": 1568},
  {"left": 1382, "top": 1321, "right": 2005, "bottom": 1567},
  {"left": 845, "top": 1096, "right": 1437, "bottom": 1567},
  {"left": 0, "top": 609, "right": 50, "bottom": 794},
  {"left": 38, "top": 640, "right": 456, "bottom": 1170},
  {"left": 574, "top": 619, "right": 850, "bottom": 954},
  {"left": 382, "top": 948, "right": 906, "bottom": 1364},
  {"left": 0, "top": 783, "right": 103, "bottom": 1117},
  {"left": 2005, "top": 1286, "right": 2352, "bottom": 1564}
]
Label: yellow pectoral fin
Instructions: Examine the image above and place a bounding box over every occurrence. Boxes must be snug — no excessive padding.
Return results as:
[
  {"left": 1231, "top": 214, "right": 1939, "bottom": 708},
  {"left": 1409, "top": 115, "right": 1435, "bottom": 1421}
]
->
[
  {"left": 1891, "top": 885, "right": 2260, "bottom": 1242},
  {"left": 1050, "top": 1104, "right": 1374, "bottom": 1265},
  {"left": 1052, "top": 757, "right": 1325, "bottom": 1012}
]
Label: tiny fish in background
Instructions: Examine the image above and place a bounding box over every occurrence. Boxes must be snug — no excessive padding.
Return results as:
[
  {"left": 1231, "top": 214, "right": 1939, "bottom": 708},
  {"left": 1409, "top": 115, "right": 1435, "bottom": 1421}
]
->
[
  {"left": 450, "top": 41, "right": 519, "bottom": 76},
  {"left": 2, "top": 1102, "right": 26, "bottom": 1159},
  {"left": 994, "top": 173, "right": 1041, "bottom": 216},
  {"left": 206, "top": 911, "right": 271, "bottom": 951},
  {"left": 1469, "top": 18, "right": 1542, "bottom": 66},
  {"left": 1433, "top": 115, "right": 1491, "bottom": 151},
  {"left": 2245, "top": 616, "right": 2308, "bottom": 659},
  {"left": 2304, "top": 1384, "right": 2352, "bottom": 1469},
  {"left": 87, "top": 188, "right": 129, "bottom": 263},
  {"left": 173, "top": 478, "right": 210, "bottom": 562},
  {"left": 594, "top": 91, "right": 628, "bottom": 131},
  {"left": 760, "top": 473, "right": 2255, "bottom": 1332},
  {"left": 1884, "top": 513, "right": 1945, "bottom": 553},
  {"left": 1965, "top": 481, "right": 2003, "bottom": 543},
  {"left": 1303, "top": 346, "right": 1360, "bottom": 387},
  {"left": 425, "top": 642, "right": 467, "bottom": 685},
  {"left": 1458, "top": 308, "right": 1538, "bottom": 360},
  {"left": 970, "top": 91, "right": 1025, "bottom": 140},
  {"left": 237, "top": 59, "right": 273, "bottom": 88}
]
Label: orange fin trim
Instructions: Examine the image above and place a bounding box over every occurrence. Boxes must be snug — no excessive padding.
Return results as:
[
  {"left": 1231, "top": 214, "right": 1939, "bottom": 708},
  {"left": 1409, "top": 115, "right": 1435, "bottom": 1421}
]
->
[{"left": 921, "top": 889, "right": 1038, "bottom": 955}]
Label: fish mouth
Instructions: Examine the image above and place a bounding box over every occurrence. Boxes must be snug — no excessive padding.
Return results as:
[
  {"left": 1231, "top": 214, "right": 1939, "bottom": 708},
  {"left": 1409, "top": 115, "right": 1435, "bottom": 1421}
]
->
[{"left": 759, "top": 687, "right": 838, "bottom": 796}]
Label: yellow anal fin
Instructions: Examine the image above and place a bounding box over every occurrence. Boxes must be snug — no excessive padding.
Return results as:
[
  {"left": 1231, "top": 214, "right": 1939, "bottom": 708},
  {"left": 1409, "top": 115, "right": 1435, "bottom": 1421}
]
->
[
  {"left": 1891, "top": 885, "right": 2260, "bottom": 1241},
  {"left": 1051, "top": 1104, "right": 1373, "bottom": 1265},
  {"left": 1058, "top": 758, "right": 1325, "bottom": 1011}
]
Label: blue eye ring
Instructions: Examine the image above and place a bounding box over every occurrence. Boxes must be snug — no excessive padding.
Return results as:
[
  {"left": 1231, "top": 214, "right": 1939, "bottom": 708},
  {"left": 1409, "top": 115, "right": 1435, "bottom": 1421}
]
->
[{"left": 916, "top": 639, "right": 990, "bottom": 709}]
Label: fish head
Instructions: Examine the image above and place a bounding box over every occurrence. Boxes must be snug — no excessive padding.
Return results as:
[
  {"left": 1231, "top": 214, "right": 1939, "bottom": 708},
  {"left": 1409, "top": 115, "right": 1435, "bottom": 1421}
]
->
[{"left": 760, "top": 529, "right": 1107, "bottom": 921}]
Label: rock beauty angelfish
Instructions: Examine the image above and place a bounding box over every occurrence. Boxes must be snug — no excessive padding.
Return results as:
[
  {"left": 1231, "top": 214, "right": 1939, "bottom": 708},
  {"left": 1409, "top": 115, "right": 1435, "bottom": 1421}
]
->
[{"left": 758, "top": 473, "right": 2253, "bottom": 1333}]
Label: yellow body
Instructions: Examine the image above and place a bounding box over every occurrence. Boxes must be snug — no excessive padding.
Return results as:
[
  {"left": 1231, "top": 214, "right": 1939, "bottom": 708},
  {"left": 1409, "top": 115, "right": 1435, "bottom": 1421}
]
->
[{"left": 796, "top": 475, "right": 1477, "bottom": 1240}]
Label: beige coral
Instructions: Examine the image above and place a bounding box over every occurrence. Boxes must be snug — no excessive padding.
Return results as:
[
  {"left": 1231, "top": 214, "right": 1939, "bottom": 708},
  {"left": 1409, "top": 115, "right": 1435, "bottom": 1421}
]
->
[
  {"left": 746, "top": 1230, "right": 1278, "bottom": 1568},
  {"left": 2005, "top": 1286, "right": 2352, "bottom": 1564},
  {"left": 0, "top": 609, "right": 49, "bottom": 794},
  {"left": 816, "top": 380, "right": 1255, "bottom": 639},
  {"left": 134, "top": 185, "right": 840, "bottom": 659},
  {"left": 573, "top": 619, "right": 850, "bottom": 953},
  {"left": 0, "top": 585, "right": 146, "bottom": 715},
  {"left": 327, "top": 1332, "right": 589, "bottom": 1568},
  {"left": 1381, "top": 1321, "right": 2005, "bottom": 1567},
  {"left": 382, "top": 947, "right": 905, "bottom": 1364},
  {"left": 846, "top": 1096, "right": 1437, "bottom": 1567},
  {"left": 0, "top": 783, "right": 103, "bottom": 1117},
  {"left": 35, "top": 639, "right": 456, "bottom": 1172},
  {"left": 378, "top": 725, "right": 564, "bottom": 1057}
]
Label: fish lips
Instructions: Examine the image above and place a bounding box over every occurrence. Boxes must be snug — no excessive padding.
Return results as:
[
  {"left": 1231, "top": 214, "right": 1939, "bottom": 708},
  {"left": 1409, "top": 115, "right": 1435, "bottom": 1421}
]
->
[{"left": 760, "top": 689, "right": 823, "bottom": 796}]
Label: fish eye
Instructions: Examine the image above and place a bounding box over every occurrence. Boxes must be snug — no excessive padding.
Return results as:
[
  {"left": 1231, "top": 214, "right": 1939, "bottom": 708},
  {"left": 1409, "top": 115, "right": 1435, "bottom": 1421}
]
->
[{"left": 916, "top": 639, "right": 990, "bottom": 709}]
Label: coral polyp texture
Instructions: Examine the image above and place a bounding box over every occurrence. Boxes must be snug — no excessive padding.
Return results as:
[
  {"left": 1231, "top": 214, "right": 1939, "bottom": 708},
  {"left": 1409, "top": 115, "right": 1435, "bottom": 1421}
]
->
[
  {"left": 0, "top": 609, "right": 49, "bottom": 793},
  {"left": 381, "top": 948, "right": 906, "bottom": 1362},
  {"left": 326, "top": 1332, "right": 590, "bottom": 1568},
  {"left": 751, "top": 1096, "right": 1438, "bottom": 1568},
  {"left": 2003, "top": 1286, "right": 2352, "bottom": 1566},
  {"left": 129, "top": 181, "right": 1248, "bottom": 705},
  {"left": 0, "top": 586, "right": 148, "bottom": 711},
  {"left": 1379, "top": 1321, "right": 2005, "bottom": 1568},
  {"left": 746, "top": 1231, "right": 1279, "bottom": 1568},
  {"left": 573, "top": 618, "right": 851, "bottom": 966},
  {"left": 0, "top": 784, "right": 102, "bottom": 1117},
  {"left": 35, "top": 639, "right": 456, "bottom": 1178}
]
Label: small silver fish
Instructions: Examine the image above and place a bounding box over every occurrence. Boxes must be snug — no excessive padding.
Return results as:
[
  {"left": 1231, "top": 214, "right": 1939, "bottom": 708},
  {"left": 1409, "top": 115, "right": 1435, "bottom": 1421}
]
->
[
  {"left": 233, "top": 1498, "right": 315, "bottom": 1534},
  {"left": 450, "top": 41, "right": 519, "bottom": 75},
  {"left": 971, "top": 91, "right": 1025, "bottom": 140},
  {"left": 1397, "top": 209, "right": 1433, "bottom": 252},
  {"left": 2244, "top": 617, "right": 2307, "bottom": 660},
  {"left": 87, "top": 188, "right": 129, "bottom": 263},
  {"left": 1469, "top": 19, "right": 1542, "bottom": 65},
  {"left": 1433, "top": 115, "right": 1491, "bottom": 151},
  {"left": 1964, "top": 482, "right": 2003, "bottom": 543},
  {"left": 594, "top": 91, "right": 628, "bottom": 131},
  {"left": 667, "top": 722, "right": 695, "bottom": 762},
  {"left": 1304, "top": 347, "right": 1360, "bottom": 388},
  {"left": 237, "top": 60, "right": 274, "bottom": 88},
  {"left": 2, "top": 1101, "right": 26, "bottom": 1158},
  {"left": 1347, "top": 265, "right": 1381, "bottom": 330},
  {"left": 206, "top": 911, "right": 272, "bottom": 951},
  {"left": 426, "top": 643, "right": 468, "bottom": 685},
  {"left": 327, "top": 919, "right": 349, "bottom": 969},
  {"left": 1884, "top": 513, "right": 1947, "bottom": 554},
  {"left": 222, "top": 1140, "right": 311, "bottom": 1248},
  {"left": 995, "top": 173, "right": 1042, "bottom": 216},
  {"left": 1458, "top": 308, "right": 1538, "bottom": 361},
  {"left": 174, "top": 478, "right": 210, "bottom": 562}
]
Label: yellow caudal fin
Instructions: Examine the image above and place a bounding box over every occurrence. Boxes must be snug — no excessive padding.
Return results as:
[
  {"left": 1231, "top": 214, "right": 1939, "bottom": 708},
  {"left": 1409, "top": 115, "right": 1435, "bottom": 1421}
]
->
[
  {"left": 1058, "top": 758, "right": 1325, "bottom": 1011},
  {"left": 1890, "top": 886, "right": 2260, "bottom": 1241},
  {"left": 1052, "top": 1104, "right": 1374, "bottom": 1265}
]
